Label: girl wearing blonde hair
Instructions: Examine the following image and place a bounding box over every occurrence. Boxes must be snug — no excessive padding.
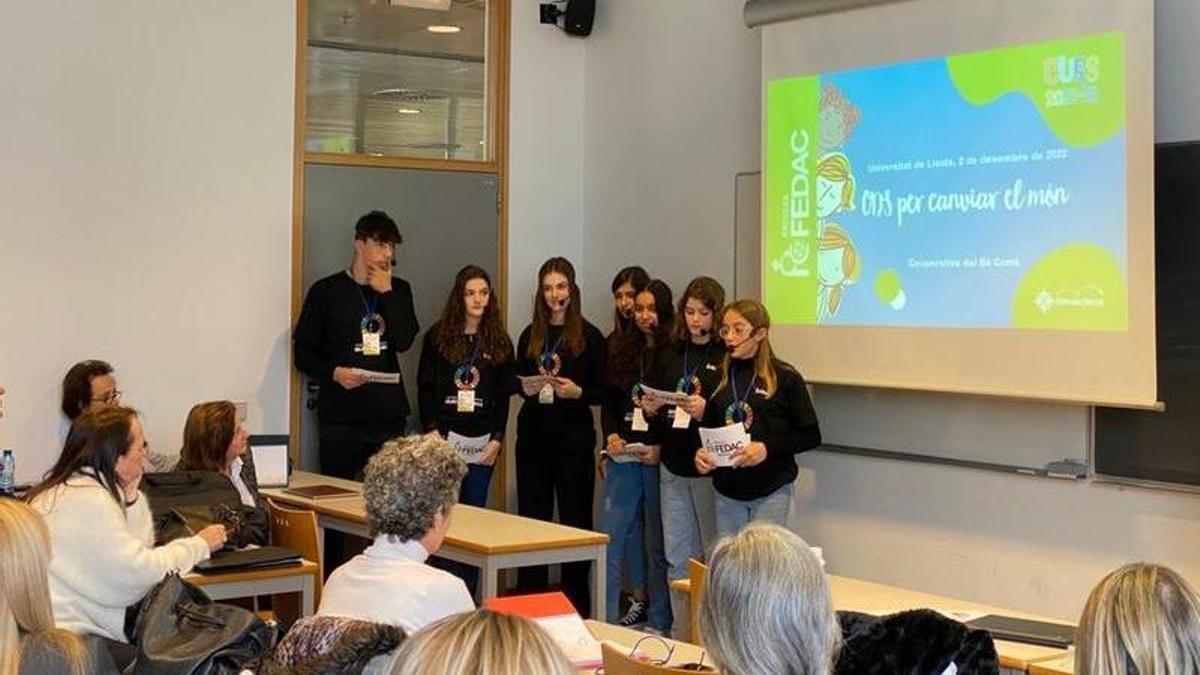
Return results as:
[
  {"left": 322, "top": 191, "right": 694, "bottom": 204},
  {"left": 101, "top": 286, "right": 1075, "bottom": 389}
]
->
[
  {"left": 0, "top": 499, "right": 116, "bottom": 674},
  {"left": 389, "top": 609, "right": 575, "bottom": 675},
  {"left": 1075, "top": 562, "right": 1200, "bottom": 675},
  {"left": 818, "top": 223, "right": 861, "bottom": 320},
  {"left": 695, "top": 300, "right": 822, "bottom": 536},
  {"left": 815, "top": 152, "right": 856, "bottom": 220}
]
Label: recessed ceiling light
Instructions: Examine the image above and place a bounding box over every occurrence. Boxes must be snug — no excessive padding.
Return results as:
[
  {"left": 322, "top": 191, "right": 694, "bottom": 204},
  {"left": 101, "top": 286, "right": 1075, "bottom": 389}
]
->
[
  {"left": 426, "top": 25, "right": 461, "bottom": 34},
  {"left": 397, "top": 108, "right": 421, "bottom": 115}
]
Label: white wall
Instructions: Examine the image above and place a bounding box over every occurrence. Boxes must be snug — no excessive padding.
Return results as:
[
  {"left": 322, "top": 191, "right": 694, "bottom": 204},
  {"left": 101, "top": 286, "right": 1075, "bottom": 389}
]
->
[
  {"left": 557, "top": 0, "right": 1200, "bottom": 621},
  {"left": 579, "top": 0, "right": 760, "bottom": 323},
  {"left": 0, "top": 1, "right": 295, "bottom": 481}
]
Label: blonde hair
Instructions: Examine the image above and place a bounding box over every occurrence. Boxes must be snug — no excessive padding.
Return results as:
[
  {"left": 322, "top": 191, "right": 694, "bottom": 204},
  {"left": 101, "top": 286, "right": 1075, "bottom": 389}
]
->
[
  {"left": 716, "top": 299, "right": 779, "bottom": 398},
  {"left": 819, "top": 224, "right": 861, "bottom": 317},
  {"left": 1075, "top": 563, "right": 1200, "bottom": 675},
  {"left": 816, "top": 153, "right": 856, "bottom": 212},
  {"left": 0, "top": 500, "right": 85, "bottom": 675},
  {"left": 700, "top": 523, "right": 838, "bottom": 675},
  {"left": 389, "top": 609, "right": 575, "bottom": 675}
]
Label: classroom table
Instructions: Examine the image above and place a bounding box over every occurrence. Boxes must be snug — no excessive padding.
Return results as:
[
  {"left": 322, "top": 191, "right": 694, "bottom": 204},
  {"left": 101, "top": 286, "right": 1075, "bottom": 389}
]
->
[
  {"left": 262, "top": 471, "right": 610, "bottom": 619},
  {"left": 670, "top": 574, "right": 1073, "bottom": 673},
  {"left": 186, "top": 559, "right": 319, "bottom": 616},
  {"left": 586, "top": 619, "right": 709, "bottom": 671},
  {"left": 1028, "top": 653, "right": 1074, "bottom": 675}
]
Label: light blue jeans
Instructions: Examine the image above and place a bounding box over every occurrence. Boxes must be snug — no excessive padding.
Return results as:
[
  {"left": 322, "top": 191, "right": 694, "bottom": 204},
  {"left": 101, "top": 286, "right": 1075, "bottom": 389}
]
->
[
  {"left": 599, "top": 461, "right": 672, "bottom": 632},
  {"left": 714, "top": 482, "right": 794, "bottom": 539},
  {"left": 660, "top": 467, "right": 717, "bottom": 637}
]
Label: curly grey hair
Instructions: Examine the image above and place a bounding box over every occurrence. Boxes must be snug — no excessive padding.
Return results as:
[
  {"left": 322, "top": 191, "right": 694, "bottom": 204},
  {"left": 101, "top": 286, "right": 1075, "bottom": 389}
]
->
[{"left": 363, "top": 434, "right": 467, "bottom": 542}]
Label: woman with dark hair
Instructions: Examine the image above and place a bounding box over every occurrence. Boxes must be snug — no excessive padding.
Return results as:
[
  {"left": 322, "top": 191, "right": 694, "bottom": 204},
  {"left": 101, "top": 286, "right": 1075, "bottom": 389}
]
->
[
  {"left": 609, "top": 266, "right": 650, "bottom": 342},
  {"left": 418, "top": 265, "right": 516, "bottom": 508},
  {"left": 513, "top": 257, "right": 606, "bottom": 615},
  {"left": 696, "top": 299, "right": 822, "bottom": 537},
  {"left": 60, "top": 360, "right": 119, "bottom": 421},
  {"left": 26, "top": 407, "right": 225, "bottom": 646},
  {"left": 174, "top": 400, "right": 269, "bottom": 547},
  {"left": 599, "top": 279, "right": 674, "bottom": 634},
  {"left": 644, "top": 276, "right": 725, "bottom": 636}
]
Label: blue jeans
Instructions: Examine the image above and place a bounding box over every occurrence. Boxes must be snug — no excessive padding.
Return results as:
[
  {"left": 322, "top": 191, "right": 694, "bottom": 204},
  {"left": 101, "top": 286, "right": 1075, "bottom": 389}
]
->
[
  {"left": 460, "top": 463, "right": 494, "bottom": 507},
  {"left": 599, "top": 461, "right": 672, "bottom": 632},
  {"left": 660, "top": 467, "right": 717, "bottom": 638},
  {"left": 714, "top": 482, "right": 794, "bottom": 539}
]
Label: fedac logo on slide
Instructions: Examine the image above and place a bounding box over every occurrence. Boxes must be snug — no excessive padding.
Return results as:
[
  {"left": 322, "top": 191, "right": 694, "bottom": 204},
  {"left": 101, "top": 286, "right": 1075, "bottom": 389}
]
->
[{"left": 764, "top": 31, "right": 1127, "bottom": 332}]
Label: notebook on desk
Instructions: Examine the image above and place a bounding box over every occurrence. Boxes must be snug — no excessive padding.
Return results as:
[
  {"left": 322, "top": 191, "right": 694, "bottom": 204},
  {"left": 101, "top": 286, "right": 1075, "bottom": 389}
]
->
[
  {"left": 967, "top": 615, "right": 1076, "bottom": 648},
  {"left": 194, "top": 545, "right": 302, "bottom": 573},
  {"left": 281, "top": 484, "right": 357, "bottom": 500}
]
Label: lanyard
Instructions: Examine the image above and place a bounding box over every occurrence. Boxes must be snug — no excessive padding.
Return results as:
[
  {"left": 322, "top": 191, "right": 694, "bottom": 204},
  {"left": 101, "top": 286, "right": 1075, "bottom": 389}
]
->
[
  {"left": 681, "top": 341, "right": 713, "bottom": 383},
  {"left": 356, "top": 285, "right": 378, "bottom": 320},
  {"left": 730, "top": 363, "right": 758, "bottom": 413},
  {"left": 464, "top": 334, "right": 482, "bottom": 370}
]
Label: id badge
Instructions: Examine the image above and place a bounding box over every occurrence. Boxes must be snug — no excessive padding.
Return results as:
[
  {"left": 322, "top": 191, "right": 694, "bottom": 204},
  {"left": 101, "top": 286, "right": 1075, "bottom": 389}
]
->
[
  {"left": 538, "top": 383, "right": 555, "bottom": 404},
  {"left": 362, "top": 332, "right": 382, "bottom": 356},
  {"left": 631, "top": 407, "right": 649, "bottom": 432},
  {"left": 672, "top": 405, "right": 691, "bottom": 429},
  {"left": 457, "top": 389, "right": 476, "bottom": 413}
]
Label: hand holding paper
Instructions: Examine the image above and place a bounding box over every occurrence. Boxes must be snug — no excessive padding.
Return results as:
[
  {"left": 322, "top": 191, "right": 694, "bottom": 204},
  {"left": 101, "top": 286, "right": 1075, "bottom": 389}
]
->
[
  {"left": 447, "top": 431, "right": 490, "bottom": 465},
  {"left": 699, "top": 423, "right": 751, "bottom": 468}
]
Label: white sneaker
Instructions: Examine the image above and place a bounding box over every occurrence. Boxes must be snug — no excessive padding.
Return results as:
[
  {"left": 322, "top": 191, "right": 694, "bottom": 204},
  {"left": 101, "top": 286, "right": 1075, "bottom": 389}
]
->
[{"left": 617, "top": 599, "right": 647, "bottom": 627}]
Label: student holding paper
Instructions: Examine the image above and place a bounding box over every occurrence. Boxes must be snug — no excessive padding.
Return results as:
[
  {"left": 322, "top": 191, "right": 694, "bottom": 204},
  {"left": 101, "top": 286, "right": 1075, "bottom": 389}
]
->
[
  {"left": 642, "top": 276, "right": 725, "bottom": 633},
  {"left": 695, "top": 299, "right": 821, "bottom": 537},
  {"left": 514, "top": 257, "right": 605, "bottom": 616},
  {"left": 599, "top": 279, "right": 672, "bottom": 634},
  {"left": 417, "top": 265, "right": 516, "bottom": 508}
]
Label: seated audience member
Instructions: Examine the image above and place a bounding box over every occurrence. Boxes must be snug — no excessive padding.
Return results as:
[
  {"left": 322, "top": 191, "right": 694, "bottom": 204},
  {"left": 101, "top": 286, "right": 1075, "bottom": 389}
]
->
[
  {"left": 172, "top": 400, "right": 269, "bottom": 546},
  {"left": 699, "top": 522, "right": 839, "bottom": 675},
  {"left": 25, "top": 407, "right": 225, "bottom": 648},
  {"left": 0, "top": 499, "right": 119, "bottom": 675},
  {"left": 318, "top": 434, "right": 474, "bottom": 636},
  {"left": 389, "top": 609, "right": 575, "bottom": 675},
  {"left": 1075, "top": 562, "right": 1200, "bottom": 675},
  {"left": 60, "top": 360, "right": 119, "bottom": 421}
]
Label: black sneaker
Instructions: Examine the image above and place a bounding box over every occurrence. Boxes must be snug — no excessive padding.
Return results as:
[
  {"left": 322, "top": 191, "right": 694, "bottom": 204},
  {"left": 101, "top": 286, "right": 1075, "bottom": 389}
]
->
[{"left": 617, "top": 599, "right": 648, "bottom": 627}]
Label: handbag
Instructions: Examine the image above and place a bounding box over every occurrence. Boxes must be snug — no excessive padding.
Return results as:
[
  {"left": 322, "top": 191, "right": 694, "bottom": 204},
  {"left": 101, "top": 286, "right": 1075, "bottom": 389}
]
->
[
  {"left": 129, "top": 573, "right": 277, "bottom": 675},
  {"left": 143, "top": 470, "right": 269, "bottom": 548}
]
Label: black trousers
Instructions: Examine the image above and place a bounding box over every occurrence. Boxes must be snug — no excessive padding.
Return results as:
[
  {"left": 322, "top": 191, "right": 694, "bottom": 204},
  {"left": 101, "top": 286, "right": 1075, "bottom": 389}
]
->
[
  {"left": 318, "top": 421, "right": 406, "bottom": 480},
  {"left": 515, "top": 432, "right": 596, "bottom": 617}
]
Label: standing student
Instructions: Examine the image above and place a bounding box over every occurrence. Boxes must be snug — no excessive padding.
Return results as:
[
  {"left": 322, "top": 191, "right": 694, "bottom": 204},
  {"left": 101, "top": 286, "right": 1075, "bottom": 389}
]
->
[
  {"left": 643, "top": 276, "right": 724, "bottom": 636},
  {"left": 600, "top": 279, "right": 672, "bottom": 634},
  {"left": 293, "top": 210, "right": 419, "bottom": 480},
  {"left": 417, "top": 265, "right": 516, "bottom": 508},
  {"left": 695, "top": 299, "right": 821, "bottom": 536},
  {"left": 514, "top": 257, "right": 605, "bottom": 616},
  {"left": 610, "top": 266, "right": 650, "bottom": 341}
]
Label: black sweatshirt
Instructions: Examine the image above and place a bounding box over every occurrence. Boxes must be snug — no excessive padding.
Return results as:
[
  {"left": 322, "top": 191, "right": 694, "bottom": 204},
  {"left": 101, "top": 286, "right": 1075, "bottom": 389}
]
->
[
  {"left": 601, "top": 342, "right": 661, "bottom": 447},
  {"left": 417, "top": 323, "right": 517, "bottom": 441},
  {"left": 653, "top": 339, "right": 727, "bottom": 477},
  {"left": 515, "top": 321, "right": 606, "bottom": 449},
  {"left": 701, "top": 356, "right": 822, "bottom": 501},
  {"left": 293, "top": 271, "right": 419, "bottom": 426}
]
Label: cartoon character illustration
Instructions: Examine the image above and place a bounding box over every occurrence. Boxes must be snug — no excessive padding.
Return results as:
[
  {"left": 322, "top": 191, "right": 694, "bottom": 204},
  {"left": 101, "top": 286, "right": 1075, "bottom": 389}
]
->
[
  {"left": 817, "top": 223, "right": 861, "bottom": 321},
  {"left": 818, "top": 83, "right": 861, "bottom": 151},
  {"left": 770, "top": 239, "right": 813, "bottom": 279},
  {"left": 816, "top": 152, "right": 856, "bottom": 221}
]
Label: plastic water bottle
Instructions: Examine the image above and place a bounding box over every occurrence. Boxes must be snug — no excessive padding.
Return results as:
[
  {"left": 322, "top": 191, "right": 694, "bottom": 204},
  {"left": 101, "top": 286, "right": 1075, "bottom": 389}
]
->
[{"left": 0, "top": 449, "right": 14, "bottom": 496}]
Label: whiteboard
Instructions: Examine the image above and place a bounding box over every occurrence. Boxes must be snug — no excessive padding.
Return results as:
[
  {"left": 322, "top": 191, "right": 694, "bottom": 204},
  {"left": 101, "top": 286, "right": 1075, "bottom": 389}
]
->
[{"left": 733, "top": 172, "right": 1089, "bottom": 472}]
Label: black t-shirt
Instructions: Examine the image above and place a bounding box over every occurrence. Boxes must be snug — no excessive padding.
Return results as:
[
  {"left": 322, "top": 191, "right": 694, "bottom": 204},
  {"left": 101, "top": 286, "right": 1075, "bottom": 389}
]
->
[
  {"left": 653, "top": 339, "right": 726, "bottom": 477},
  {"left": 417, "top": 323, "right": 517, "bottom": 440},
  {"left": 515, "top": 321, "right": 606, "bottom": 448},
  {"left": 293, "top": 271, "right": 419, "bottom": 426},
  {"left": 701, "top": 356, "right": 821, "bottom": 501},
  {"left": 601, "top": 344, "right": 662, "bottom": 448}
]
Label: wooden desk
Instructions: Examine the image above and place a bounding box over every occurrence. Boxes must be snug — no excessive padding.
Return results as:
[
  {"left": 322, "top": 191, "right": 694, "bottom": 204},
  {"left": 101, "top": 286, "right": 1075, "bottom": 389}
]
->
[
  {"left": 187, "top": 560, "right": 318, "bottom": 616},
  {"left": 1029, "top": 653, "right": 1074, "bottom": 675},
  {"left": 669, "top": 575, "right": 1071, "bottom": 673},
  {"left": 586, "top": 619, "right": 709, "bottom": 670},
  {"left": 263, "top": 472, "right": 610, "bottom": 619}
]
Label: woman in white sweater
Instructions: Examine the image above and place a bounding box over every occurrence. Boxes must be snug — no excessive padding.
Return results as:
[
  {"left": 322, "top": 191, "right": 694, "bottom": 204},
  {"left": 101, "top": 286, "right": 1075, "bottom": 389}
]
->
[{"left": 27, "top": 406, "right": 226, "bottom": 645}]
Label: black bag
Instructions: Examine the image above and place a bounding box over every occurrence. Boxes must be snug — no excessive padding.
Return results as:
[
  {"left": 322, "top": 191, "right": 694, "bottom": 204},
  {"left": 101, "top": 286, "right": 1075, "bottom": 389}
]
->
[
  {"left": 129, "top": 574, "right": 277, "bottom": 675},
  {"left": 142, "top": 470, "right": 269, "bottom": 548}
]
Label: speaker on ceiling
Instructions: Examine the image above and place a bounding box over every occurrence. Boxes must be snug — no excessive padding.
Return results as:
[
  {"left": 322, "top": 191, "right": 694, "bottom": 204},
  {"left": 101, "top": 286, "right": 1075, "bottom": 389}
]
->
[{"left": 539, "top": 0, "right": 595, "bottom": 37}]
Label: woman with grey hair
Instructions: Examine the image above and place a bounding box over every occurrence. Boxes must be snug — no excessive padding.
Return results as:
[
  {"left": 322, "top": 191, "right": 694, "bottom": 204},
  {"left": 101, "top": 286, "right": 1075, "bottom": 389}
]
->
[
  {"left": 318, "top": 434, "right": 474, "bottom": 641},
  {"left": 699, "top": 522, "right": 838, "bottom": 675}
]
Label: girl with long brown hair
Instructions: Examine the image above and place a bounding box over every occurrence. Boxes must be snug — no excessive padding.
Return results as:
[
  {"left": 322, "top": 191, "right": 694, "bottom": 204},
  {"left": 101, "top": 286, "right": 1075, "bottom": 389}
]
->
[
  {"left": 695, "top": 299, "right": 822, "bottom": 537},
  {"left": 513, "top": 257, "right": 606, "bottom": 615}
]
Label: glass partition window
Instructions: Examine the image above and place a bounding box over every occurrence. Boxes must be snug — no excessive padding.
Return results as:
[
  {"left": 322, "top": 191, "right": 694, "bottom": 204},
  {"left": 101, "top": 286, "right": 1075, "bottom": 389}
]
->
[{"left": 306, "top": 0, "right": 489, "bottom": 161}]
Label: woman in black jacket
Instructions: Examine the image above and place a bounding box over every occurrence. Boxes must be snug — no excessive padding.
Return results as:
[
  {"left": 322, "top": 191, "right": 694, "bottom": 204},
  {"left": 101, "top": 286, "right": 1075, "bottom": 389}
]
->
[
  {"left": 513, "top": 257, "right": 606, "bottom": 616},
  {"left": 695, "top": 299, "right": 822, "bottom": 538},
  {"left": 417, "top": 264, "right": 516, "bottom": 508}
]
